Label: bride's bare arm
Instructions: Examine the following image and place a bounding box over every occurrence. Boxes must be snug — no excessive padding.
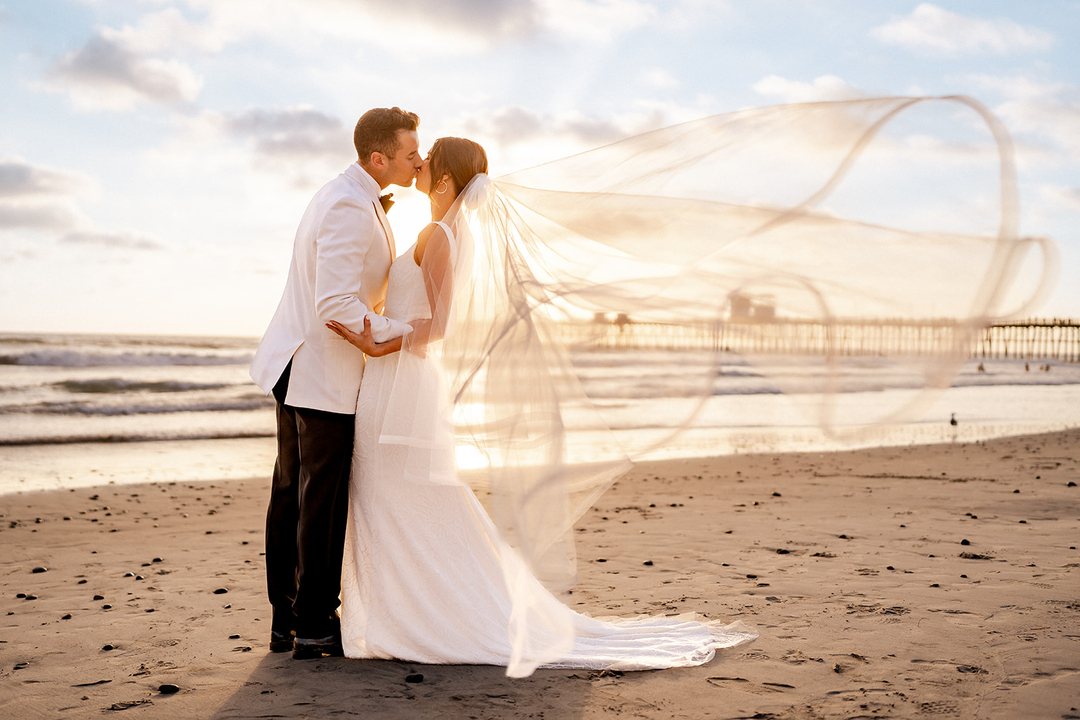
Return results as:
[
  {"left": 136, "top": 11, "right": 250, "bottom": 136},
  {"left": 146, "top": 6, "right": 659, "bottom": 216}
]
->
[
  {"left": 404, "top": 224, "right": 454, "bottom": 353},
  {"left": 326, "top": 317, "right": 402, "bottom": 357},
  {"left": 327, "top": 223, "right": 450, "bottom": 358}
]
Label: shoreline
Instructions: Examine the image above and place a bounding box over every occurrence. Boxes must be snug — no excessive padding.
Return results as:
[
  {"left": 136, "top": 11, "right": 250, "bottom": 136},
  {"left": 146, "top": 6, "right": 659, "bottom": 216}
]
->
[
  {"left": 3, "top": 419, "right": 1078, "bottom": 497},
  {"left": 2, "top": 429, "right": 1078, "bottom": 718}
]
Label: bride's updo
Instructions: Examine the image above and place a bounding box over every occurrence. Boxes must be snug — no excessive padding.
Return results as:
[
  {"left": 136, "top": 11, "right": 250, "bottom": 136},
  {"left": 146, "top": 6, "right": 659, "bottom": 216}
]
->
[{"left": 428, "top": 137, "right": 488, "bottom": 198}]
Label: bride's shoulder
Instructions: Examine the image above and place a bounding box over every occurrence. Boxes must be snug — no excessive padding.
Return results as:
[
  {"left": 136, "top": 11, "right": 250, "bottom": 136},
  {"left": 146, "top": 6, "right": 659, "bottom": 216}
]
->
[
  {"left": 415, "top": 222, "right": 451, "bottom": 264},
  {"left": 417, "top": 221, "right": 441, "bottom": 243}
]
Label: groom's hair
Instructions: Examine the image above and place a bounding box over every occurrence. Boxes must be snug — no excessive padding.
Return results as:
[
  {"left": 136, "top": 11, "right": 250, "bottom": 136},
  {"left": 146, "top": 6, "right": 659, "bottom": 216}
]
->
[{"left": 354, "top": 107, "right": 420, "bottom": 163}]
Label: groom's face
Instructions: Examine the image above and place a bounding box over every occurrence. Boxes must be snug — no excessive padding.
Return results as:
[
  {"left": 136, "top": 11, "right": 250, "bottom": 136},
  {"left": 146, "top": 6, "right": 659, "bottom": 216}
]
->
[{"left": 387, "top": 130, "right": 422, "bottom": 188}]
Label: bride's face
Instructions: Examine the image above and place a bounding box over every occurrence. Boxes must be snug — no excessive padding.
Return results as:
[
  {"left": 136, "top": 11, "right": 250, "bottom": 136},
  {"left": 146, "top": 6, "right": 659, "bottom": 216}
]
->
[{"left": 416, "top": 155, "right": 432, "bottom": 195}]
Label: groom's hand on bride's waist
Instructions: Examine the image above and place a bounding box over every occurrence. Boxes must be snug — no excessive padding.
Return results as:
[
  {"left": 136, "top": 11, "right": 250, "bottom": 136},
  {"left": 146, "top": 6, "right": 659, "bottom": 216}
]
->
[{"left": 326, "top": 316, "right": 403, "bottom": 358}]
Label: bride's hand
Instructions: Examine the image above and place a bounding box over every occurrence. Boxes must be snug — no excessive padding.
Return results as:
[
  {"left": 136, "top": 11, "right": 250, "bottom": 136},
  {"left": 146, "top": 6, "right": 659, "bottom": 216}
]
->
[
  {"left": 326, "top": 317, "right": 384, "bottom": 356},
  {"left": 404, "top": 318, "right": 431, "bottom": 358}
]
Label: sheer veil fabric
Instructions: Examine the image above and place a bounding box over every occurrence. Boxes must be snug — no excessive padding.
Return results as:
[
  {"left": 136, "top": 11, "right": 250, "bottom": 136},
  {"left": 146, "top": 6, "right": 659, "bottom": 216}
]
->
[{"left": 371, "top": 97, "right": 1053, "bottom": 676}]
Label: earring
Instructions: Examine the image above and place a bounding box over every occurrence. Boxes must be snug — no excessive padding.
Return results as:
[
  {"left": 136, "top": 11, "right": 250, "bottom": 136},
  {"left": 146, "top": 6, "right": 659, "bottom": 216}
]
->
[{"left": 435, "top": 179, "right": 448, "bottom": 195}]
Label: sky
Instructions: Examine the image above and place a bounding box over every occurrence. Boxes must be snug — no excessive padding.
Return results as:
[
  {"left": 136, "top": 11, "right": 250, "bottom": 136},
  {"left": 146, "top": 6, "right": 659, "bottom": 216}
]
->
[{"left": 1, "top": 0, "right": 1078, "bottom": 337}]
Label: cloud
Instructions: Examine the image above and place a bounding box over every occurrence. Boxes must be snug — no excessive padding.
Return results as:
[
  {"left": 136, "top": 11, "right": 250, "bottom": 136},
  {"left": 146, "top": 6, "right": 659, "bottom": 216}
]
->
[
  {"left": 465, "top": 106, "right": 547, "bottom": 147},
  {"left": 302, "top": 0, "right": 654, "bottom": 46},
  {"left": 0, "top": 157, "right": 90, "bottom": 198},
  {"left": 871, "top": 4, "right": 1054, "bottom": 55},
  {"left": 998, "top": 97, "right": 1080, "bottom": 158},
  {"left": 654, "top": 0, "right": 730, "bottom": 32},
  {"left": 452, "top": 105, "right": 676, "bottom": 174},
  {"left": 0, "top": 158, "right": 90, "bottom": 230},
  {"left": 204, "top": 106, "right": 354, "bottom": 189},
  {"left": 100, "top": 7, "right": 232, "bottom": 54},
  {"left": 1040, "top": 185, "right": 1080, "bottom": 212},
  {"left": 752, "top": 75, "right": 864, "bottom": 103},
  {"left": 355, "top": 0, "right": 541, "bottom": 41},
  {"left": 968, "top": 74, "right": 1068, "bottom": 101},
  {"left": 60, "top": 230, "right": 164, "bottom": 251},
  {"left": 127, "top": 0, "right": 535, "bottom": 58},
  {"left": 0, "top": 204, "right": 82, "bottom": 230},
  {"left": 129, "top": 0, "right": 652, "bottom": 59},
  {"left": 969, "top": 75, "right": 1080, "bottom": 159},
  {"left": 537, "top": 0, "right": 656, "bottom": 42},
  {"left": 0, "top": 159, "right": 159, "bottom": 253},
  {"left": 641, "top": 69, "right": 681, "bottom": 90},
  {"left": 223, "top": 107, "right": 350, "bottom": 161},
  {"left": 460, "top": 105, "right": 666, "bottom": 152},
  {"left": 47, "top": 29, "right": 203, "bottom": 111}
]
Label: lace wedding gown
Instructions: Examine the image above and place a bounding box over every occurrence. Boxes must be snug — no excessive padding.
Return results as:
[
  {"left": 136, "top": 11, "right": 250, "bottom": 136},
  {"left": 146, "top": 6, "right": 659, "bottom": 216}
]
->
[{"left": 339, "top": 228, "right": 756, "bottom": 676}]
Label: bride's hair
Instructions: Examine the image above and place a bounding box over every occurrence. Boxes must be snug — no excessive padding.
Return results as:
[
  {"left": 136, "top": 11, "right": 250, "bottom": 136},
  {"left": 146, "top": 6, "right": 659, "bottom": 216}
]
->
[{"left": 428, "top": 137, "right": 488, "bottom": 198}]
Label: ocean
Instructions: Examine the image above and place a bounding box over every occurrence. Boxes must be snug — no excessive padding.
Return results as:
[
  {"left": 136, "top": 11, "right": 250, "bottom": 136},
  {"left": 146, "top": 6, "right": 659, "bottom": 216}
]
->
[{"left": 1, "top": 332, "right": 1078, "bottom": 494}]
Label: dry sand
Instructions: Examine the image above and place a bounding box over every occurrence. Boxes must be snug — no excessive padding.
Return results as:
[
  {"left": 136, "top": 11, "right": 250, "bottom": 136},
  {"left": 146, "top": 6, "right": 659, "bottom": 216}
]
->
[{"left": 1, "top": 429, "right": 1078, "bottom": 719}]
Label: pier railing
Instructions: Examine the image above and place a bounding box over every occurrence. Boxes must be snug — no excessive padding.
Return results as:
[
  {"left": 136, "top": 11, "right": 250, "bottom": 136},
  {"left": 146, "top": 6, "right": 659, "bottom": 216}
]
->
[{"left": 559, "top": 318, "right": 1080, "bottom": 362}]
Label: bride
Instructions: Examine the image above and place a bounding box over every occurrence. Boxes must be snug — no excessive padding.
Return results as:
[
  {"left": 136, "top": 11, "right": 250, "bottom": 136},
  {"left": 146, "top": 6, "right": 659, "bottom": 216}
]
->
[
  {"left": 327, "top": 136, "right": 757, "bottom": 677},
  {"left": 327, "top": 97, "right": 1048, "bottom": 677}
]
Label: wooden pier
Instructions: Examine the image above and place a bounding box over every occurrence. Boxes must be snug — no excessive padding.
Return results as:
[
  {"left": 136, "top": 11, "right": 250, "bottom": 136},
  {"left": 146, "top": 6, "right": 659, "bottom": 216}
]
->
[
  {"left": 561, "top": 318, "right": 1080, "bottom": 362},
  {"left": 976, "top": 321, "right": 1080, "bottom": 363}
]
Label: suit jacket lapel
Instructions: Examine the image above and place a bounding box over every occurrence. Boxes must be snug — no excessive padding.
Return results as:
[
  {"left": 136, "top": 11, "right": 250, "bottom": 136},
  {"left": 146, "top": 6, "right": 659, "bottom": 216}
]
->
[{"left": 374, "top": 201, "right": 396, "bottom": 258}]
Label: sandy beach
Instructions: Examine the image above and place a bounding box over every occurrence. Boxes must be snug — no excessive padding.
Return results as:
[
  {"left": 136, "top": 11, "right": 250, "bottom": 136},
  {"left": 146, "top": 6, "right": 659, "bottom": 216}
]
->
[{"left": 2, "top": 429, "right": 1078, "bottom": 719}]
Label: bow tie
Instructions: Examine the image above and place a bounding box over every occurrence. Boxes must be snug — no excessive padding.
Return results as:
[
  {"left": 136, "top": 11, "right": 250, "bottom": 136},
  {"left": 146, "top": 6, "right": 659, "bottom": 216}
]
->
[{"left": 379, "top": 194, "right": 394, "bottom": 213}]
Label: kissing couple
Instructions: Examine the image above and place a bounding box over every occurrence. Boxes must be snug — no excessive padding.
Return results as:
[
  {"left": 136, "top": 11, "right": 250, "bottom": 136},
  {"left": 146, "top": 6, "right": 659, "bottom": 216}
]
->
[{"left": 249, "top": 106, "right": 756, "bottom": 677}]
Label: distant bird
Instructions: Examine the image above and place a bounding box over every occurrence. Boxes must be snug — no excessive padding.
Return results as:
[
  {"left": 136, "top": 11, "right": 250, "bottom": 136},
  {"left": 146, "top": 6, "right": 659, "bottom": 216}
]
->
[{"left": 950, "top": 413, "right": 958, "bottom": 426}]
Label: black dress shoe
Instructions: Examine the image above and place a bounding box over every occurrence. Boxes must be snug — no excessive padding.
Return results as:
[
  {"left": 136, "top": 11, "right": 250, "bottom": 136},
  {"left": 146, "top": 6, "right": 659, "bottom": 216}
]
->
[
  {"left": 269, "top": 629, "right": 294, "bottom": 653},
  {"left": 292, "top": 634, "right": 343, "bottom": 659}
]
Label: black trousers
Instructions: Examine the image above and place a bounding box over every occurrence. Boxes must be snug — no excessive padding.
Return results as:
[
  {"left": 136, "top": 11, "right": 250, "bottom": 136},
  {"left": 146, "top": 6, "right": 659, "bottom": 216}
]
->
[{"left": 266, "top": 361, "right": 354, "bottom": 639}]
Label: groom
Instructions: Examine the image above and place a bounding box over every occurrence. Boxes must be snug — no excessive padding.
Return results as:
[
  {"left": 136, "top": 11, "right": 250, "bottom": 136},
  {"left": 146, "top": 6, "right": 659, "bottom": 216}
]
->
[{"left": 250, "top": 107, "right": 421, "bottom": 659}]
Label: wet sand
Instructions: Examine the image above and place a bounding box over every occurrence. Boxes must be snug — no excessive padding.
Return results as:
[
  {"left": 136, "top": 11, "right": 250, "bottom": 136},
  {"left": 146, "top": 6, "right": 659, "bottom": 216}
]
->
[{"left": 1, "top": 429, "right": 1078, "bottom": 719}]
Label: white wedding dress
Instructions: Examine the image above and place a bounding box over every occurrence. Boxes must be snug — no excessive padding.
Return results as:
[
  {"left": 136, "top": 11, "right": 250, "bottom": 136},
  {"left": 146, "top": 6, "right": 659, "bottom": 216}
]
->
[
  {"left": 337, "top": 93, "right": 1047, "bottom": 674},
  {"left": 339, "top": 228, "right": 756, "bottom": 676}
]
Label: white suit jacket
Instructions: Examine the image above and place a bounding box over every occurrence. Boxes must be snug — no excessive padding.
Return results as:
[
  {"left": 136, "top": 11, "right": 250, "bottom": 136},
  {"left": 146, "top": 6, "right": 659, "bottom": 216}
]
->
[{"left": 250, "top": 163, "right": 411, "bottom": 414}]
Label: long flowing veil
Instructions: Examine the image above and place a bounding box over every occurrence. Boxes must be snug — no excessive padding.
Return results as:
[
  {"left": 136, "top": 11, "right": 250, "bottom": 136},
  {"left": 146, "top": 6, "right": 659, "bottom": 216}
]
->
[{"left": 381, "top": 96, "right": 1055, "bottom": 676}]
